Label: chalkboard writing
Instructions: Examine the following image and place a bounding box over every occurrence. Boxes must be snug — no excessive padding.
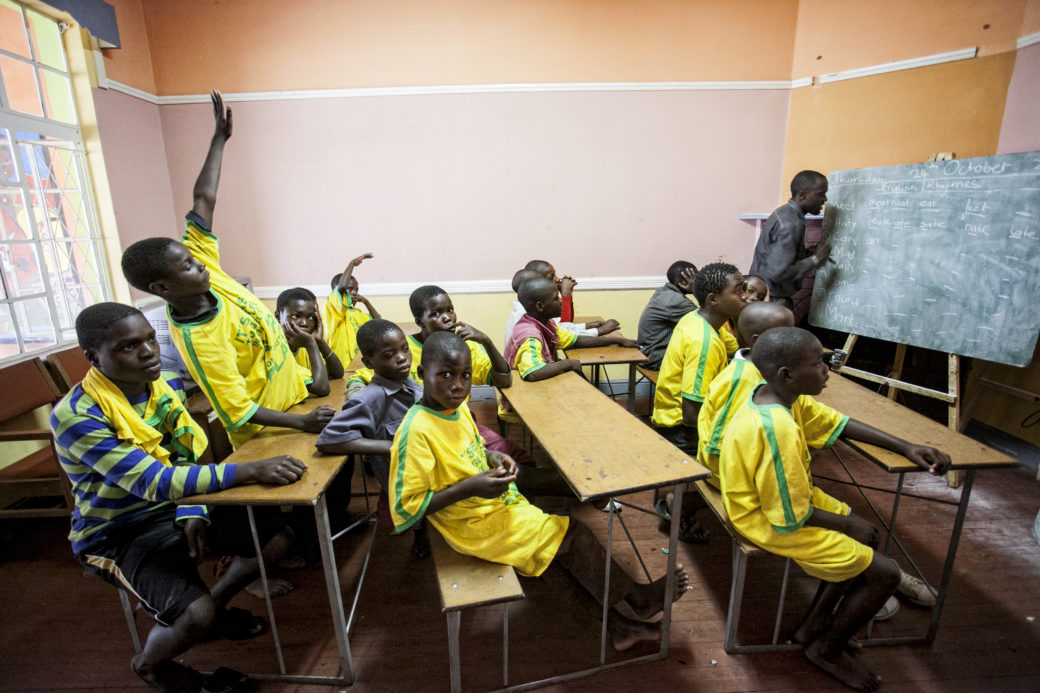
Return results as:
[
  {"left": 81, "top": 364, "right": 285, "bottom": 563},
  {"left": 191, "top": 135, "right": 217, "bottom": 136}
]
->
[{"left": 809, "top": 151, "right": 1040, "bottom": 367}]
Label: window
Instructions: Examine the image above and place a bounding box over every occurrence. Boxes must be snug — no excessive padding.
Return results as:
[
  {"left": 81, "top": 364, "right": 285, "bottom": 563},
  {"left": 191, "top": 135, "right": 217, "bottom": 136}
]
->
[{"left": 0, "top": 0, "right": 108, "bottom": 361}]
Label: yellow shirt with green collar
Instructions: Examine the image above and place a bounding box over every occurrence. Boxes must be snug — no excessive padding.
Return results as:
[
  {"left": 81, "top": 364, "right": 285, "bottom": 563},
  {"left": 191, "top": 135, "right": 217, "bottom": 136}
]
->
[
  {"left": 323, "top": 289, "right": 372, "bottom": 363},
  {"left": 511, "top": 323, "right": 577, "bottom": 378},
  {"left": 348, "top": 335, "right": 495, "bottom": 391},
  {"left": 718, "top": 388, "right": 866, "bottom": 582},
  {"left": 650, "top": 311, "right": 729, "bottom": 428},
  {"left": 389, "top": 402, "right": 568, "bottom": 576},
  {"left": 168, "top": 213, "right": 311, "bottom": 449}
]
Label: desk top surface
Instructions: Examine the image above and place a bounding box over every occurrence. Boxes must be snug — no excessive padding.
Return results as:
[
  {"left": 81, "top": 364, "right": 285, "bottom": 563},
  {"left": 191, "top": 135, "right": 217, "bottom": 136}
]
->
[
  {"left": 498, "top": 371, "right": 709, "bottom": 500},
  {"left": 178, "top": 379, "right": 350, "bottom": 507},
  {"left": 563, "top": 316, "right": 647, "bottom": 366},
  {"left": 816, "top": 374, "right": 1017, "bottom": 472}
]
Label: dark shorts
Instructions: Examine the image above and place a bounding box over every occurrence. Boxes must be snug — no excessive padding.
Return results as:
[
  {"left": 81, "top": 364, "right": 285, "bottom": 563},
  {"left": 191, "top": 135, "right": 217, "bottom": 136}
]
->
[
  {"left": 78, "top": 504, "right": 288, "bottom": 626},
  {"left": 654, "top": 423, "right": 699, "bottom": 457}
]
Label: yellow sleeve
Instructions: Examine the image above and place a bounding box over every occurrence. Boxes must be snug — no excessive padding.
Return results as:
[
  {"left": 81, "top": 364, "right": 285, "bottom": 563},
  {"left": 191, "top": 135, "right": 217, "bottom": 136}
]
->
[
  {"left": 349, "top": 367, "right": 374, "bottom": 388},
  {"left": 181, "top": 217, "right": 221, "bottom": 269},
  {"left": 679, "top": 325, "right": 725, "bottom": 403},
  {"left": 389, "top": 410, "right": 436, "bottom": 532},
  {"left": 752, "top": 409, "right": 814, "bottom": 533},
  {"left": 794, "top": 395, "right": 849, "bottom": 449},
  {"left": 720, "top": 327, "right": 739, "bottom": 357},
  {"left": 811, "top": 486, "right": 850, "bottom": 515},
  {"left": 468, "top": 342, "right": 494, "bottom": 386},
  {"left": 555, "top": 323, "right": 578, "bottom": 349},
  {"left": 515, "top": 338, "right": 549, "bottom": 378}
]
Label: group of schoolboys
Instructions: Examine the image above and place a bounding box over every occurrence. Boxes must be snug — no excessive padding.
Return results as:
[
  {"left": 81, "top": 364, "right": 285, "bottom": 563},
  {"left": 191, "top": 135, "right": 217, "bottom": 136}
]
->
[
  {"left": 638, "top": 258, "right": 952, "bottom": 691},
  {"left": 52, "top": 91, "right": 951, "bottom": 693}
]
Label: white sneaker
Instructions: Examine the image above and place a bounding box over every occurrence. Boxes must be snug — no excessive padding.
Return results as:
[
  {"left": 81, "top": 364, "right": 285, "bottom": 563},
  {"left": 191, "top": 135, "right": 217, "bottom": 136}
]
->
[
  {"left": 874, "top": 595, "right": 900, "bottom": 622},
  {"left": 598, "top": 499, "right": 623, "bottom": 513},
  {"left": 897, "top": 570, "right": 936, "bottom": 607}
]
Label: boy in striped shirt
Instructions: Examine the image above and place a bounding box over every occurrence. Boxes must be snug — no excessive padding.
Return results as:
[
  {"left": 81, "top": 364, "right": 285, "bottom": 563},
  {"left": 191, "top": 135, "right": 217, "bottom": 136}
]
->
[{"left": 52, "top": 303, "right": 306, "bottom": 692}]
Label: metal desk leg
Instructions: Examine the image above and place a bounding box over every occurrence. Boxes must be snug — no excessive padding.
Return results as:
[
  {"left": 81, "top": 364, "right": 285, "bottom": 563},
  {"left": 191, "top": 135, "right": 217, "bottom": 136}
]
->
[
  {"left": 246, "top": 505, "right": 286, "bottom": 676},
  {"left": 599, "top": 497, "right": 615, "bottom": 665},
  {"left": 927, "top": 469, "right": 975, "bottom": 643},
  {"left": 314, "top": 494, "right": 356, "bottom": 684},
  {"left": 118, "top": 589, "right": 142, "bottom": 654},
  {"left": 447, "top": 610, "right": 462, "bottom": 693},
  {"left": 627, "top": 363, "right": 637, "bottom": 413},
  {"left": 724, "top": 543, "right": 749, "bottom": 653},
  {"left": 660, "top": 483, "right": 683, "bottom": 655}
]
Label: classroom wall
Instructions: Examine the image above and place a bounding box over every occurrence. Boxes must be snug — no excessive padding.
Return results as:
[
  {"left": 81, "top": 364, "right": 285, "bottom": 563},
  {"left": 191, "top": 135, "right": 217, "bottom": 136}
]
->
[{"left": 997, "top": 41, "right": 1040, "bottom": 154}]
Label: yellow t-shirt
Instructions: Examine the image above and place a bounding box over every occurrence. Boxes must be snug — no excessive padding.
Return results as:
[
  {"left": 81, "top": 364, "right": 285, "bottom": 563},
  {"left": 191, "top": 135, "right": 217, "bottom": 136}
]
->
[
  {"left": 651, "top": 312, "right": 728, "bottom": 428},
  {"left": 169, "top": 218, "right": 311, "bottom": 449},
  {"left": 349, "top": 335, "right": 495, "bottom": 390},
  {"left": 511, "top": 324, "right": 578, "bottom": 378},
  {"left": 719, "top": 393, "right": 868, "bottom": 582},
  {"left": 720, "top": 326, "right": 739, "bottom": 357},
  {"left": 389, "top": 402, "right": 569, "bottom": 576},
  {"left": 323, "top": 290, "right": 372, "bottom": 363}
]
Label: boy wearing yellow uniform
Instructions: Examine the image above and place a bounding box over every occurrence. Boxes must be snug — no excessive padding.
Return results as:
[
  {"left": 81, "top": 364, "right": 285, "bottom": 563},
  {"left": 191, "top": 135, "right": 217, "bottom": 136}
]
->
[
  {"left": 390, "top": 332, "right": 690, "bottom": 650},
  {"left": 121, "top": 91, "right": 334, "bottom": 448},
  {"left": 325, "top": 252, "right": 381, "bottom": 363},
  {"left": 719, "top": 327, "right": 950, "bottom": 691},
  {"left": 276, "top": 287, "right": 344, "bottom": 381}
]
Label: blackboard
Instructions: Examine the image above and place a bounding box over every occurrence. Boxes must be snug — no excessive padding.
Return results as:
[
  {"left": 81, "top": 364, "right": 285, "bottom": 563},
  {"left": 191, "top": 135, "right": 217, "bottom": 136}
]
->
[{"left": 809, "top": 151, "right": 1040, "bottom": 367}]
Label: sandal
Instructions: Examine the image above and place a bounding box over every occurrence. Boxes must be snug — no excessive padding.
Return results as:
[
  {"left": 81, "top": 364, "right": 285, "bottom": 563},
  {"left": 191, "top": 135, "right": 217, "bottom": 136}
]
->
[
  {"left": 202, "top": 666, "right": 257, "bottom": 693},
  {"left": 204, "top": 607, "right": 267, "bottom": 642}
]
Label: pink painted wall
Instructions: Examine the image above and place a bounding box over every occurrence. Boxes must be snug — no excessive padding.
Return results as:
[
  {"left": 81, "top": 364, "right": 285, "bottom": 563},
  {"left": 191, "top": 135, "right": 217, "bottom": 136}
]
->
[
  {"left": 92, "top": 88, "right": 177, "bottom": 298},
  {"left": 154, "top": 89, "right": 790, "bottom": 285},
  {"left": 998, "top": 42, "right": 1040, "bottom": 154}
]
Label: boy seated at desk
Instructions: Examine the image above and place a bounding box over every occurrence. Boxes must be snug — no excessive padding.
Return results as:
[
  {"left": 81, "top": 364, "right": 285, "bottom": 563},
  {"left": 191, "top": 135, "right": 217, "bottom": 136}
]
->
[
  {"left": 51, "top": 303, "right": 307, "bottom": 693},
  {"left": 390, "top": 331, "right": 692, "bottom": 650},
  {"left": 650, "top": 262, "right": 748, "bottom": 543},
  {"left": 700, "top": 303, "right": 939, "bottom": 613},
  {"left": 120, "top": 90, "right": 334, "bottom": 449},
  {"left": 718, "top": 327, "right": 950, "bottom": 691},
  {"left": 324, "top": 252, "right": 382, "bottom": 363},
  {"left": 636, "top": 260, "right": 698, "bottom": 370},
  {"left": 276, "top": 287, "right": 345, "bottom": 381},
  {"left": 504, "top": 261, "right": 619, "bottom": 343}
]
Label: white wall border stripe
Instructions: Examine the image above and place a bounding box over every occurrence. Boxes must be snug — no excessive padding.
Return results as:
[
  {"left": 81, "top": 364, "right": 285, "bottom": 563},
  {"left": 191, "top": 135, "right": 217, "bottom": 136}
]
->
[
  {"left": 107, "top": 79, "right": 160, "bottom": 104},
  {"left": 818, "top": 47, "right": 977, "bottom": 85},
  {"left": 1019, "top": 31, "right": 1040, "bottom": 49}
]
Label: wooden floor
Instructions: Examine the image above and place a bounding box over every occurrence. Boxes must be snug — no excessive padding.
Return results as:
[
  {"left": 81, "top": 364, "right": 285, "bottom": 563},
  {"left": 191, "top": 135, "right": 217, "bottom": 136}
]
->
[{"left": 2, "top": 395, "right": 1039, "bottom": 693}]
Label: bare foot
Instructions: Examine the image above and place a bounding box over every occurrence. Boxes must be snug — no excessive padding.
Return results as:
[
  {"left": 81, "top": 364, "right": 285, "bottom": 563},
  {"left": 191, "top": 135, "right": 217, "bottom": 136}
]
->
[
  {"left": 805, "top": 640, "right": 882, "bottom": 691},
  {"left": 626, "top": 562, "right": 692, "bottom": 619},
  {"left": 245, "top": 576, "right": 294, "bottom": 599},
  {"left": 611, "top": 617, "right": 662, "bottom": 652}
]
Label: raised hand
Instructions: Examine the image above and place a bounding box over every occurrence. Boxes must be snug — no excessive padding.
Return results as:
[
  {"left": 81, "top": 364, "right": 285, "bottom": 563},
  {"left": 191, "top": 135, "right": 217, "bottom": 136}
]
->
[
  {"left": 210, "top": 90, "right": 232, "bottom": 140},
  {"left": 559, "top": 276, "right": 577, "bottom": 296},
  {"left": 350, "top": 252, "right": 374, "bottom": 268}
]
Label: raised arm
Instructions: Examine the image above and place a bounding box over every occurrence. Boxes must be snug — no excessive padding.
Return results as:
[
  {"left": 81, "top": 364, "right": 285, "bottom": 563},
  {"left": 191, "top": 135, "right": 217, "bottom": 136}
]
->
[
  {"left": 335, "top": 253, "right": 373, "bottom": 293},
  {"left": 192, "top": 90, "right": 233, "bottom": 228},
  {"left": 842, "top": 419, "right": 952, "bottom": 475}
]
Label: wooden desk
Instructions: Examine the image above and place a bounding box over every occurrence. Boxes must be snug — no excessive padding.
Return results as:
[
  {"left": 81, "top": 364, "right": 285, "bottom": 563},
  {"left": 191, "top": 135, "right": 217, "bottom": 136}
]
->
[
  {"left": 563, "top": 317, "right": 648, "bottom": 413},
  {"left": 179, "top": 379, "right": 370, "bottom": 685},
  {"left": 815, "top": 374, "right": 1017, "bottom": 643},
  {"left": 498, "top": 371, "right": 709, "bottom": 684}
]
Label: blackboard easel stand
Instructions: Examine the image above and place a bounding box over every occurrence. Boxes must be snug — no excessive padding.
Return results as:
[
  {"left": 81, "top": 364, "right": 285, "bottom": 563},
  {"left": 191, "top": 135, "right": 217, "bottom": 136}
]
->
[{"left": 836, "top": 334, "right": 964, "bottom": 488}]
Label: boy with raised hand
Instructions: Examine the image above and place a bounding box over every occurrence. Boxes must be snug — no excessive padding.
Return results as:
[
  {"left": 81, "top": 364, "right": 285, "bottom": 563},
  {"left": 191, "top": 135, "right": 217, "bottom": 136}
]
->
[
  {"left": 120, "top": 90, "right": 334, "bottom": 449},
  {"left": 637, "top": 260, "right": 698, "bottom": 370},
  {"left": 390, "top": 331, "right": 692, "bottom": 651},
  {"left": 51, "top": 303, "right": 307, "bottom": 693},
  {"left": 505, "top": 276, "right": 640, "bottom": 383},
  {"left": 650, "top": 262, "right": 748, "bottom": 543},
  {"left": 719, "top": 327, "right": 950, "bottom": 691},
  {"left": 325, "top": 252, "right": 382, "bottom": 363},
  {"left": 276, "top": 287, "right": 345, "bottom": 381}
]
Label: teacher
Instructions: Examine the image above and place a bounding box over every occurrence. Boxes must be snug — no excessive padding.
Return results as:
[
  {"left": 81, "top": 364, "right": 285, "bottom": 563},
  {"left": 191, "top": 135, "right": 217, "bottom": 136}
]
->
[{"left": 749, "top": 170, "right": 832, "bottom": 309}]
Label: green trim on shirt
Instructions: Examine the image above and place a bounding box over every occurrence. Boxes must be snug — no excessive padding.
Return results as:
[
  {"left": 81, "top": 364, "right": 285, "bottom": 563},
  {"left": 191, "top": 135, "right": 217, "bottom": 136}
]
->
[
  {"left": 822, "top": 415, "right": 850, "bottom": 449},
  {"left": 756, "top": 405, "right": 807, "bottom": 533},
  {"left": 393, "top": 406, "right": 433, "bottom": 532}
]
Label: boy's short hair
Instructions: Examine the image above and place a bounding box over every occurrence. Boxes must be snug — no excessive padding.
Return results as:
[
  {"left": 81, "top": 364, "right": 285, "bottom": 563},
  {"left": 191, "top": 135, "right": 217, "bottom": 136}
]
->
[
  {"left": 421, "top": 330, "right": 470, "bottom": 368},
  {"left": 121, "top": 237, "right": 179, "bottom": 293},
  {"left": 790, "top": 170, "right": 825, "bottom": 196},
  {"left": 276, "top": 287, "right": 316, "bottom": 314},
  {"left": 329, "top": 273, "right": 342, "bottom": 291},
  {"left": 76, "top": 302, "right": 143, "bottom": 351},
  {"left": 692, "top": 262, "right": 739, "bottom": 306},
  {"left": 750, "top": 326, "right": 817, "bottom": 382},
  {"left": 737, "top": 301, "right": 792, "bottom": 341},
  {"left": 524, "top": 259, "right": 552, "bottom": 276},
  {"left": 511, "top": 269, "right": 539, "bottom": 293},
  {"left": 666, "top": 260, "right": 697, "bottom": 286},
  {"left": 409, "top": 285, "right": 446, "bottom": 320},
  {"left": 356, "top": 319, "right": 403, "bottom": 358},
  {"left": 518, "top": 276, "right": 555, "bottom": 312}
]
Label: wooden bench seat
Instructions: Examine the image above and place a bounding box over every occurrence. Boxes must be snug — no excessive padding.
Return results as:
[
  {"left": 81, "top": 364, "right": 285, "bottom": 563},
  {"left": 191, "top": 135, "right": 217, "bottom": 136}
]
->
[
  {"left": 429, "top": 529, "right": 524, "bottom": 693},
  {"left": 694, "top": 479, "right": 796, "bottom": 653},
  {"left": 635, "top": 365, "right": 659, "bottom": 384}
]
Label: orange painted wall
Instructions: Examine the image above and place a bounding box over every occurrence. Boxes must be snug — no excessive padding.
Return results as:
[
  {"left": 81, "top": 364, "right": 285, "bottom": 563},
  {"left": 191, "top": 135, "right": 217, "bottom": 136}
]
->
[
  {"left": 790, "top": 0, "right": 1029, "bottom": 78},
  {"left": 99, "top": 0, "right": 155, "bottom": 93},
  {"left": 105, "top": 0, "right": 799, "bottom": 95}
]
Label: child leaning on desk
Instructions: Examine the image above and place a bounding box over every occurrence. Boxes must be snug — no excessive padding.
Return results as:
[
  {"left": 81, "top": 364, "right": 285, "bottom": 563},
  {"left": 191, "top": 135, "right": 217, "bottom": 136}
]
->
[
  {"left": 52, "top": 303, "right": 307, "bottom": 693},
  {"left": 390, "top": 331, "right": 693, "bottom": 651},
  {"left": 276, "top": 287, "right": 345, "bottom": 381},
  {"left": 119, "top": 90, "right": 334, "bottom": 449},
  {"left": 718, "top": 327, "right": 951, "bottom": 692},
  {"left": 324, "top": 252, "right": 382, "bottom": 363}
]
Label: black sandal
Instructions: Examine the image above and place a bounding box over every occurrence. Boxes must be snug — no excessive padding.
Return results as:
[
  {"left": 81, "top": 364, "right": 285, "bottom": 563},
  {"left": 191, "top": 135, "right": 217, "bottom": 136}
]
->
[{"left": 204, "top": 607, "right": 267, "bottom": 642}]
